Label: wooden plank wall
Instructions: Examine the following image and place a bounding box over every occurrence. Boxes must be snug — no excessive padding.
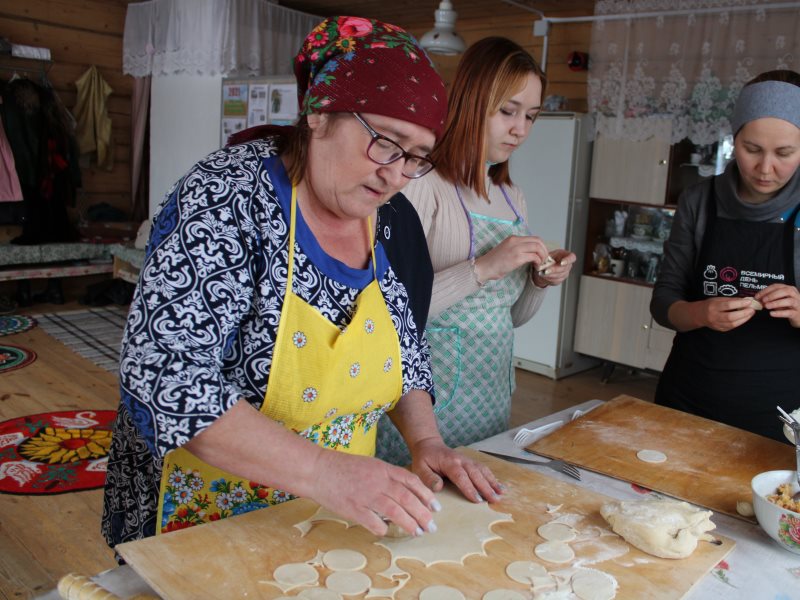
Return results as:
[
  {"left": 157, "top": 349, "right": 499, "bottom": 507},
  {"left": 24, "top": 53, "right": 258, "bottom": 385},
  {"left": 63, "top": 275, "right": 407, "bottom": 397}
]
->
[
  {"left": 407, "top": 8, "right": 591, "bottom": 111},
  {"left": 0, "top": 0, "right": 132, "bottom": 220}
]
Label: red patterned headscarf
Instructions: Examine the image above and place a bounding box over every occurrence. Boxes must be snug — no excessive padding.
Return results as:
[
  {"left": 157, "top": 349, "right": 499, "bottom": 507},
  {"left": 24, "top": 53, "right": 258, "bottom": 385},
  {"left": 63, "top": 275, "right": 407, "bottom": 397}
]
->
[{"left": 294, "top": 16, "right": 448, "bottom": 138}]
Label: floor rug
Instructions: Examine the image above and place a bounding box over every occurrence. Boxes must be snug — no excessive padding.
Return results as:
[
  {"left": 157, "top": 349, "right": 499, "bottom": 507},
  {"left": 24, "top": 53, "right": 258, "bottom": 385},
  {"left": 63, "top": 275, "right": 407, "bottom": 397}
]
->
[
  {"left": 0, "top": 409, "right": 116, "bottom": 494},
  {"left": 34, "top": 306, "right": 127, "bottom": 373},
  {"left": 0, "top": 344, "right": 37, "bottom": 373},
  {"left": 0, "top": 315, "right": 37, "bottom": 336}
]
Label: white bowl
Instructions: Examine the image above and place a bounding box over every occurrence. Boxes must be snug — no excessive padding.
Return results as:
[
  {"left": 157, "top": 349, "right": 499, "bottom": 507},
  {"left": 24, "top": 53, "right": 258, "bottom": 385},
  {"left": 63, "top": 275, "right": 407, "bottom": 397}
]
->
[{"left": 751, "top": 470, "right": 800, "bottom": 554}]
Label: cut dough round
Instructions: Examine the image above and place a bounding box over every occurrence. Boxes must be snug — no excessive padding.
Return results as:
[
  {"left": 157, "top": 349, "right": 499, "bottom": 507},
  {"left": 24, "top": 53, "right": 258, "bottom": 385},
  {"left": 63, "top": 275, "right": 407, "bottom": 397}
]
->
[
  {"left": 537, "top": 522, "right": 577, "bottom": 542},
  {"left": 534, "top": 540, "right": 575, "bottom": 563},
  {"left": 636, "top": 449, "right": 667, "bottom": 463},
  {"left": 273, "top": 563, "right": 319, "bottom": 587},
  {"left": 325, "top": 571, "right": 371, "bottom": 595},
  {"left": 571, "top": 568, "right": 617, "bottom": 600},
  {"left": 482, "top": 590, "right": 529, "bottom": 600},
  {"left": 322, "top": 549, "right": 367, "bottom": 571},
  {"left": 298, "top": 588, "right": 344, "bottom": 599},
  {"left": 419, "top": 585, "right": 466, "bottom": 600},
  {"left": 505, "top": 560, "right": 548, "bottom": 584}
]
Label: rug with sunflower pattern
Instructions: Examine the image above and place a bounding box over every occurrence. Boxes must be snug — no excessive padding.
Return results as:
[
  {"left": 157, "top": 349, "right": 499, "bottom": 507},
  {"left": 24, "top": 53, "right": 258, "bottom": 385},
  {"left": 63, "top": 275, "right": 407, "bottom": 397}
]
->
[
  {"left": 0, "top": 315, "right": 37, "bottom": 337},
  {"left": 0, "top": 409, "right": 115, "bottom": 494}
]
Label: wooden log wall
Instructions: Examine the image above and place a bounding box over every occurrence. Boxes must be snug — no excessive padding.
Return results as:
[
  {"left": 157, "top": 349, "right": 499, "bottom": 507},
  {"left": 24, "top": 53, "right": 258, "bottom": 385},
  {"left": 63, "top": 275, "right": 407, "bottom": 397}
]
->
[
  {"left": 0, "top": 0, "right": 133, "bottom": 223},
  {"left": 407, "top": 7, "right": 591, "bottom": 112}
]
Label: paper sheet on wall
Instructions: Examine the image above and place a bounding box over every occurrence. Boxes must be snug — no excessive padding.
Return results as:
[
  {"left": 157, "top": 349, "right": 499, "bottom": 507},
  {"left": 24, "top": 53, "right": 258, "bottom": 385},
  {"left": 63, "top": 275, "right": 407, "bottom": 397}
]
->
[
  {"left": 269, "top": 83, "right": 298, "bottom": 123},
  {"left": 247, "top": 84, "right": 269, "bottom": 127}
]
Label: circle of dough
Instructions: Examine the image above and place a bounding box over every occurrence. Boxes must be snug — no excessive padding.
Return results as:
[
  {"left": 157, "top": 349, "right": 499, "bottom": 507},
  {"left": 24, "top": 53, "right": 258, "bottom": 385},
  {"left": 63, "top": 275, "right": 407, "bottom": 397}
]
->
[
  {"left": 325, "top": 571, "right": 371, "bottom": 595},
  {"left": 483, "top": 590, "right": 529, "bottom": 600},
  {"left": 298, "top": 589, "right": 344, "bottom": 600},
  {"left": 571, "top": 569, "right": 617, "bottom": 600},
  {"left": 505, "top": 560, "right": 548, "bottom": 584},
  {"left": 537, "top": 522, "right": 577, "bottom": 542},
  {"left": 636, "top": 449, "right": 667, "bottom": 463},
  {"left": 273, "top": 563, "right": 319, "bottom": 587},
  {"left": 419, "top": 585, "right": 466, "bottom": 600},
  {"left": 534, "top": 540, "right": 575, "bottom": 563},
  {"left": 322, "top": 549, "right": 367, "bottom": 571}
]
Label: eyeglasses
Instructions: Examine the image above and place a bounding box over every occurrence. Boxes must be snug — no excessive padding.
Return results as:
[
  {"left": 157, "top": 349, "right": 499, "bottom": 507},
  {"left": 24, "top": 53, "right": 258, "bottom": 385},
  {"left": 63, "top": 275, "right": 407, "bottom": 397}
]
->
[{"left": 352, "top": 113, "right": 435, "bottom": 179}]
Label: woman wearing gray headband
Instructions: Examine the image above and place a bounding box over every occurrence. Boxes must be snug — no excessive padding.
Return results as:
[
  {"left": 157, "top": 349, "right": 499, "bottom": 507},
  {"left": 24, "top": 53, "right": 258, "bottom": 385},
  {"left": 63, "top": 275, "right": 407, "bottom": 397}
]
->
[{"left": 651, "top": 70, "right": 800, "bottom": 441}]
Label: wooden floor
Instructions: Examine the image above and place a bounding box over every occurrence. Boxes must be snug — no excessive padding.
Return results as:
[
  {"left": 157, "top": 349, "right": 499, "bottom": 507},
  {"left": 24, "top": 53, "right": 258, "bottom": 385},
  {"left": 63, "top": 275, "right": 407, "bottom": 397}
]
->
[{"left": 0, "top": 297, "right": 658, "bottom": 600}]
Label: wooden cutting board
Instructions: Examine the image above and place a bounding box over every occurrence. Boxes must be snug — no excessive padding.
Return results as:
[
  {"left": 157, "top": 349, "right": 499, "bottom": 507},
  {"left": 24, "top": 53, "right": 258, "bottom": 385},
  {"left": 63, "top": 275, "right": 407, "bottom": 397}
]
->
[
  {"left": 117, "top": 447, "right": 734, "bottom": 600},
  {"left": 528, "top": 395, "right": 795, "bottom": 520}
]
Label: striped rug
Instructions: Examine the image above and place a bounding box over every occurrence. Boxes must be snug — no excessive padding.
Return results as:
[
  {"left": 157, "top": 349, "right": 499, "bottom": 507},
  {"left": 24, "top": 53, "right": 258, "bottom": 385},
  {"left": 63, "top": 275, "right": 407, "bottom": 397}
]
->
[{"left": 34, "top": 306, "right": 128, "bottom": 373}]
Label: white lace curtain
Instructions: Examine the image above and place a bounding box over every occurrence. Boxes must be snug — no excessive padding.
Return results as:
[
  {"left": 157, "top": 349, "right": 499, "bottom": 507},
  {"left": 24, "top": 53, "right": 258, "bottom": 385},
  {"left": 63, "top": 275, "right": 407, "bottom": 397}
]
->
[
  {"left": 123, "top": 0, "right": 320, "bottom": 77},
  {"left": 587, "top": 0, "right": 800, "bottom": 144}
]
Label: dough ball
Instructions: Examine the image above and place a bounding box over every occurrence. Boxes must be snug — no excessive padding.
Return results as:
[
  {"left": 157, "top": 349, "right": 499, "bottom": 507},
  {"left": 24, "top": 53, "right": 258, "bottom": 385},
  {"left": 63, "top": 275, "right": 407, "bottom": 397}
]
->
[
  {"left": 322, "top": 549, "right": 367, "bottom": 571},
  {"left": 505, "top": 560, "right": 548, "bottom": 584},
  {"left": 325, "top": 571, "right": 371, "bottom": 595},
  {"left": 537, "top": 522, "right": 577, "bottom": 542},
  {"left": 534, "top": 540, "right": 575, "bottom": 563},
  {"left": 736, "top": 501, "right": 755, "bottom": 517},
  {"left": 419, "top": 585, "right": 466, "bottom": 600},
  {"left": 600, "top": 499, "right": 716, "bottom": 559},
  {"left": 636, "top": 449, "right": 667, "bottom": 463}
]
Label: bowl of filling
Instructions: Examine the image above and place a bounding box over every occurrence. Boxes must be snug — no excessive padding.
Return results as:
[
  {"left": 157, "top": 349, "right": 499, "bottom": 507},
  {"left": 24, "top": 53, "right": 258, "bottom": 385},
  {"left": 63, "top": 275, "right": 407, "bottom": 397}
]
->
[{"left": 752, "top": 470, "right": 800, "bottom": 554}]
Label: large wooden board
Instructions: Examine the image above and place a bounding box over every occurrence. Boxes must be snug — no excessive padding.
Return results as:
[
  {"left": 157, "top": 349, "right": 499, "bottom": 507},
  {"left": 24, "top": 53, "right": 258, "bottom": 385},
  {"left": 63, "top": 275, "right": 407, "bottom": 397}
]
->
[
  {"left": 117, "top": 448, "right": 734, "bottom": 600},
  {"left": 528, "top": 395, "right": 795, "bottom": 519}
]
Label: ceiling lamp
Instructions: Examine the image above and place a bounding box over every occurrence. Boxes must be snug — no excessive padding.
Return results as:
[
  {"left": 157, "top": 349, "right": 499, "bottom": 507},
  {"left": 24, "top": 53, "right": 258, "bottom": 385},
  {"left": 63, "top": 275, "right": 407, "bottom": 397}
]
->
[{"left": 420, "top": 1, "right": 466, "bottom": 56}]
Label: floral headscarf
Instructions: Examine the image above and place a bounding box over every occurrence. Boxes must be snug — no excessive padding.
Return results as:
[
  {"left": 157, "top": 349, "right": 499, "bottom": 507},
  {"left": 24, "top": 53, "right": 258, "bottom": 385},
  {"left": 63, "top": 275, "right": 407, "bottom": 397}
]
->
[{"left": 294, "top": 16, "right": 448, "bottom": 138}]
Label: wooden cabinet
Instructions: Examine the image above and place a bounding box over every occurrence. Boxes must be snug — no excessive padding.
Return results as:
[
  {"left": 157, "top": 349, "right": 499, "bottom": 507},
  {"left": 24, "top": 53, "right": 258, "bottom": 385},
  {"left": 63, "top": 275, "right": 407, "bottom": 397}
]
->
[
  {"left": 574, "top": 275, "right": 673, "bottom": 372},
  {"left": 589, "top": 131, "right": 672, "bottom": 205}
]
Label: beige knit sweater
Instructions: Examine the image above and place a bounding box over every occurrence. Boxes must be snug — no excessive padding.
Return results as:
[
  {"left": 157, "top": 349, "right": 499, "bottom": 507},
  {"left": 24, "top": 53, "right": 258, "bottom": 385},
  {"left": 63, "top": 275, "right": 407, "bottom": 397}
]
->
[{"left": 402, "top": 169, "right": 547, "bottom": 323}]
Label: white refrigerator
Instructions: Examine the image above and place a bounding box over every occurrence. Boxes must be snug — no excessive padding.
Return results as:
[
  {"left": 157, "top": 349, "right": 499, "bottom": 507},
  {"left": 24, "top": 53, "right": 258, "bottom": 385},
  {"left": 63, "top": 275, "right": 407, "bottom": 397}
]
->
[{"left": 509, "top": 112, "right": 598, "bottom": 379}]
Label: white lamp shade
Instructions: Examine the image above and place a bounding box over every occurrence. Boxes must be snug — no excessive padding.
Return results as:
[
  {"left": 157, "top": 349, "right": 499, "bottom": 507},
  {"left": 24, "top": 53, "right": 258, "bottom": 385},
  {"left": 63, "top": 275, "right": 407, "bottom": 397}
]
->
[{"left": 420, "top": 0, "right": 466, "bottom": 56}]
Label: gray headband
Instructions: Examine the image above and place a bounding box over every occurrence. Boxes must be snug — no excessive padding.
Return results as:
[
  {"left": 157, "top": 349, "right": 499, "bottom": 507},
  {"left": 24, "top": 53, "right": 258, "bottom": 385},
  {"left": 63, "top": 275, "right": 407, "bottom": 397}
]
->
[{"left": 730, "top": 80, "right": 800, "bottom": 135}]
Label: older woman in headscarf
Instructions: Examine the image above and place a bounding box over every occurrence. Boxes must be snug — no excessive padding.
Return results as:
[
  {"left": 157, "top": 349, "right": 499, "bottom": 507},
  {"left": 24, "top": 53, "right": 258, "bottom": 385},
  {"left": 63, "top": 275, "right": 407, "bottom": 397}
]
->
[
  {"left": 102, "top": 16, "right": 502, "bottom": 548},
  {"left": 652, "top": 70, "right": 800, "bottom": 441}
]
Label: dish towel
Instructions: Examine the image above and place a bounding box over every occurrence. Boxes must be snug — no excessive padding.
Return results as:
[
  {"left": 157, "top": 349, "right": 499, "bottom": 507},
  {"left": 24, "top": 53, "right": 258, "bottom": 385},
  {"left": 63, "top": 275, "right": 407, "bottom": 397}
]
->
[{"left": 74, "top": 65, "right": 114, "bottom": 171}]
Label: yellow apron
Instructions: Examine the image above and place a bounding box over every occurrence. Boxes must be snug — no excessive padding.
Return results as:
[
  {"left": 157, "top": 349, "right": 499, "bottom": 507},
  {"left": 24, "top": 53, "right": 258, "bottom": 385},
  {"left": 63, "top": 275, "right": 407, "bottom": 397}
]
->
[{"left": 157, "top": 187, "right": 403, "bottom": 534}]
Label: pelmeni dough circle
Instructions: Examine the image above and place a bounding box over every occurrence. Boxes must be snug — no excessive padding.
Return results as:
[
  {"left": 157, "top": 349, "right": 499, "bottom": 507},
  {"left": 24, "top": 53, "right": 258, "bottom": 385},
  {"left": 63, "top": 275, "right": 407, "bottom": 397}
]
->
[
  {"left": 537, "top": 522, "right": 577, "bottom": 542},
  {"left": 273, "top": 563, "right": 319, "bottom": 587},
  {"left": 419, "top": 585, "right": 466, "bottom": 600},
  {"left": 298, "top": 588, "right": 344, "bottom": 599},
  {"left": 483, "top": 590, "right": 530, "bottom": 600},
  {"left": 505, "top": 560, "right": 548, "bottom": 584},
  {"left": 534, "top": 540, "right": 575, "bottom": 563},
  {"left": 571, "top": 568, "right": 617, "bottom": 600},
  {"left": 322, "top": 549, "right": 367, "bottom": 571},
  {"left": 325, "top": 571, "right": 371, "bottom": 595},
  {"left": 636, "top": 449, "right": 667, "bottom": 463}
]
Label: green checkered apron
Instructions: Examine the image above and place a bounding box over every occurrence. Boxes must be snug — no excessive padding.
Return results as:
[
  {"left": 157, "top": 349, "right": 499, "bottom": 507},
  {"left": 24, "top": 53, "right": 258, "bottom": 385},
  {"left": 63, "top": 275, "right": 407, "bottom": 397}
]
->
[{"left": 376, "top": 185, "right": 530, "bottom": 466}]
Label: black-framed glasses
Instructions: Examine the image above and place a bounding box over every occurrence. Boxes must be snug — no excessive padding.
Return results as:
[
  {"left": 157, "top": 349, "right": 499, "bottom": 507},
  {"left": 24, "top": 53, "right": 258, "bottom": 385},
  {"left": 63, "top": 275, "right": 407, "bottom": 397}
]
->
[{"left": 352, "top": 113, "right": 435, "bottom": 179}]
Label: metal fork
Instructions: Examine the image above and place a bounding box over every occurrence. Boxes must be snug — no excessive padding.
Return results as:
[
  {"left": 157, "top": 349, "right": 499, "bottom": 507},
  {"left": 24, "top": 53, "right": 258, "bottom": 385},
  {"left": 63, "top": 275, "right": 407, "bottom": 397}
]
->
[
  {"left": 479, "top": 450, "right": 581, "bottom": 481},
  {"left": 777, "top": 408, "right": 800, "bottom": 501}
]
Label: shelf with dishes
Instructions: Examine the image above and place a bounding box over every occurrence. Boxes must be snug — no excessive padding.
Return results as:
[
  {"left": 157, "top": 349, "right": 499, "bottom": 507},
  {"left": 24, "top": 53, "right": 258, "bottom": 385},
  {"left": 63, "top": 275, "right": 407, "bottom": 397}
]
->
[{"left": 583, "top": 199, "right": 676, "bottom": 286}]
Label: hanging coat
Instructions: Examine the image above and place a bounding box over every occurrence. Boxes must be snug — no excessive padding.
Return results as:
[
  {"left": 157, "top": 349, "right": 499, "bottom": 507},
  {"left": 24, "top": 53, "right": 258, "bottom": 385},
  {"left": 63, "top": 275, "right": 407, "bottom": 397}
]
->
[{"left": 74, "top": 65, "right": 113, "bottom": 171}]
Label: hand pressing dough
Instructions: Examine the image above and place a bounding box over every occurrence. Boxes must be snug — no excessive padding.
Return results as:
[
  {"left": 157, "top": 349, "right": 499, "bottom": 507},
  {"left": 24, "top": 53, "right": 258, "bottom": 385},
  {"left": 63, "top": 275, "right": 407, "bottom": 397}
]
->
[
  {"left": 600, "top": 499, "right": 716, "bottom": 559},
  {"left": 325, "top": 571, "right": 371, "bottom": 595},
  {"left": 538, "top": 522, "right": 577, "bottom": 542},
  {"left": 419, "top": 585, "right": 466, "bottom": 599},
  {"left": 636, "top": 449, "right": 667, "bottom": 463},
  {"left": 322, "top": 549, "right": 367, "bottom": 571},
  {"left": 534, "top": 540, "right": 575, "bottom": 563},
  {"left": 571, "top": 568, "right": 617, "bottom": 600}
]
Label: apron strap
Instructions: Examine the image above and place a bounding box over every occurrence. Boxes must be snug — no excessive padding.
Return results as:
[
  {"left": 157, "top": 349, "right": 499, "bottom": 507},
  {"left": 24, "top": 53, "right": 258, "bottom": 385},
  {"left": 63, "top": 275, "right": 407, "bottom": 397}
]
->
[{"left": 454, "top": 184, "right": 531, "bottom": 260}]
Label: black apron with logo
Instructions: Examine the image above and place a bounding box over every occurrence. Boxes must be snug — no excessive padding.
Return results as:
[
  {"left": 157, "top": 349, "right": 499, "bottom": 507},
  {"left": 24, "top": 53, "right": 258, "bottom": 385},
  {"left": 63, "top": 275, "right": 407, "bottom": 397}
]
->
[{"left": 656, "top": 189, "right": 800, "bottom": 441}]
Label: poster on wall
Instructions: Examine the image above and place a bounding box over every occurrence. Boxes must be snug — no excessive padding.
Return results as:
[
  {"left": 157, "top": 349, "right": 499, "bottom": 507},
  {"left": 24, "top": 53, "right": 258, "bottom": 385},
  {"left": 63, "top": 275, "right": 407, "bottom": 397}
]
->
[
  {"left": 222, "top": 82, "right": 249, "bottom": 146},
  {"left": 268, "top": 83, "right": 298, "bottom": 125},
  {"left": 221, "top": 117, "right": 247, "bottom": 147},
  {"left": 247, "top": 84, "right": 269, "bottom": 127}
]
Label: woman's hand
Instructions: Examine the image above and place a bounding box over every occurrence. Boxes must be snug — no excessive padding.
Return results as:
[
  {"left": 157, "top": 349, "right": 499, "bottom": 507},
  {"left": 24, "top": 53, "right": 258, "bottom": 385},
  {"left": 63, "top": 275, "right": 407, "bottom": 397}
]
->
[
  {"left": 474, "top": 235, "right": 549, "bottom": 283},
  {"left": 307, "top": 449, "right": 440, "bottom": 538},
  {"left": 531, "top": 249, "right": 576, "bottom": 288},
  {"left": 755, "top": 284, "right": 800, "bottom": 328},
  {"left": 408, "top": 437, "right": 503, "bottom": 505}
]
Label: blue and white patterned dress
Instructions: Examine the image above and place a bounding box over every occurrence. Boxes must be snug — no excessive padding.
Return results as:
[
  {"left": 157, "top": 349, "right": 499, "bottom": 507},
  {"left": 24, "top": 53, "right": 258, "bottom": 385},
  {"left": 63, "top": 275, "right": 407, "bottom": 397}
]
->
[{"left": 101, "top": 138, "right": 434, "bottom": 547}]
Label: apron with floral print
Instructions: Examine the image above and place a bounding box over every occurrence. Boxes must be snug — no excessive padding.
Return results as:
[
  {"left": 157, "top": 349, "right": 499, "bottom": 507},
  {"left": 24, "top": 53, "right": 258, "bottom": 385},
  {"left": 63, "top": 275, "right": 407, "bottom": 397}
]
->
[
  {"left": 157, "top": 187, "right": 403, "bottom": 533},
  {"left": 377, "top": 186, "right": 529, "bottom": 466}
]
